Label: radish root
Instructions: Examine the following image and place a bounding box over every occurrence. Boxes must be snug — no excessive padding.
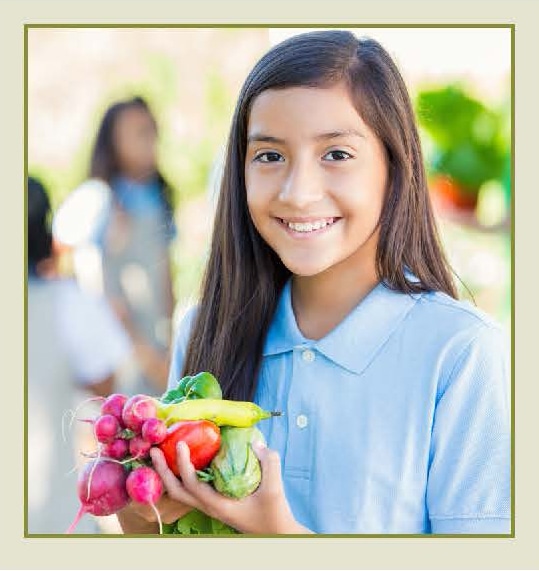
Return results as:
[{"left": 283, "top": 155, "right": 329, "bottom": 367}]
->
[
  {"left": 62, "top": 396, "right": 104, "bottom": 443},
  {"left": 66, "top": 505, "right": 86, "bottom": 534},
  {"left": 67, "top": 396, "right": 105, "bottom": 430},
  {"left": 61, "top": 409, "right": 76, "bottom": 443},
  {"left": 86, "top": 449, "right": 103, "bottom": 501},
  {"left": 150, "top": 502, "right": 163, "bottom": 535}
]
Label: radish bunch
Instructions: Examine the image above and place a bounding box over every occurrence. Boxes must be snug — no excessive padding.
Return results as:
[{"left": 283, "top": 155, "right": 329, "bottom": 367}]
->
[{"left": 67, "top": 393, "right": 167, "bottom": 535}]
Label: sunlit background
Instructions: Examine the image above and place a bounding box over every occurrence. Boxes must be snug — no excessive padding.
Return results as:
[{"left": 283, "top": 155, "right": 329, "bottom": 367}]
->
[{"left": 28, "top": 26, "right": 512, "bottom": 332}]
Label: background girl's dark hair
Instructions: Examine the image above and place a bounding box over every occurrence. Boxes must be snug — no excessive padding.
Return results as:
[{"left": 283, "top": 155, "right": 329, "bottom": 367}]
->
[
  {"left": 27, "top": 176, "right": 53, "bottom": 268},
  {"left": 182, "top": 30, "right": 457, "bottom": 401},
  {"left": 89, "top": 96, "right": 175, "bottom": 225}
]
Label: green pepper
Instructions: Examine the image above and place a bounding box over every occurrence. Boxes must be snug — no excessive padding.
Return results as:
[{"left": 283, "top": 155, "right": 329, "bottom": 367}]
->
[
  {"left": 183, "top": 372, "right": 223, "bottom": 400},
  {"left": 160, "top": 372, "right": 222, "bottom": 404}
]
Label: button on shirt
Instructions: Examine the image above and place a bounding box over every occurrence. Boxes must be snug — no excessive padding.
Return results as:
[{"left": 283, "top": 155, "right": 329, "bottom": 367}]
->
[{"left": 168, "top": 279, "right": 510, "bottom": 534}]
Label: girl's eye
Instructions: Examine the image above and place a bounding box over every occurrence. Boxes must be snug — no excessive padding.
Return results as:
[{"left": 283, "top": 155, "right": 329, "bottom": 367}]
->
[
  {"left": 253, "top": 151, "right": 284, "bottom": 163},
  {"left": 323, "top": 150, "right": 353, "bottom": 161}
]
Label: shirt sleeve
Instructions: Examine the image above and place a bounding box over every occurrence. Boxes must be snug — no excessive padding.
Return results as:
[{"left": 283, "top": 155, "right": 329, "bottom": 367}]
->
[
  {"left": 167, "top": 306, "right": 198, "bottom": 390},
  {"left": 427, "top": 323, "right": 511, "bottom": 534},
  {"left": 57, "top": 283, "right": 132, "bottom": 386},
  {"left": 52, "top": 179, "right": 112, "bottom": 248}
]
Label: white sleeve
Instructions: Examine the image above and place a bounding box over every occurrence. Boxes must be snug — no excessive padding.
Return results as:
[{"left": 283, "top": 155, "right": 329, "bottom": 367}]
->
[
  {"left": 167, "top": 306, "right": 198, "bottom": 391},
  {"left": 56, "top": 282, "right": 132, "bottom": 385}
]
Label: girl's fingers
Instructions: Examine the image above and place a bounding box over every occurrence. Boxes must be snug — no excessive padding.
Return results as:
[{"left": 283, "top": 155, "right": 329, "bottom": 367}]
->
[
  {"left": 175, "top": 442, "right": 235, "bottom": 512},
  {"left": 252, "top": 441, "right": 283, "bottom": 496},
  {"left": 149, "top": 447, "right": 200, "bottom": 508},
  {"left": 174, "top": 442, "right": 199, "bottom": 487}
]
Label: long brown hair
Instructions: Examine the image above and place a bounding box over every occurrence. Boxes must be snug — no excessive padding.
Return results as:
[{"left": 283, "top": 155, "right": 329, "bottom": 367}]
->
[{"left": 182, "top": 30, "right": 457, "bottom": 401}]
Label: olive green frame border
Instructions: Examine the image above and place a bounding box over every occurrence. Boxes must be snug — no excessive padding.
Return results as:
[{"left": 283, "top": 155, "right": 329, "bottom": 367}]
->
[{"left": 23, "top": 22, "right": 515, "bottom": 540}]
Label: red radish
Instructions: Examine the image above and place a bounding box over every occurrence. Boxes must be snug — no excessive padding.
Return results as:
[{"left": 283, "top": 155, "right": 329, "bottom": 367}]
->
[
  {"left": 66, "top": 459, "right": 129, "bottom": 534},
  {"left": 94, "top": 414, "right": 121, "bottom": 444},
  {"left": 126, "top": 466, "right": 164, "bottom": 534},
  {"left": 102, "top": 438, "right": 129, "bottom": 460},
  {"left": 126, "top": 466, "right": 163, "bottom": 503},
  {"left": 129, "top": 435, "right": 152, "bottom": 459},
  {"left": 141, "top": 418, "right": 167, "bottom": 445},
  {"left": 101, "top": 393, "right": 128, "bottom": 421},
  {"left": 122, "top": 394, "right": 157, "bottom": 432}
]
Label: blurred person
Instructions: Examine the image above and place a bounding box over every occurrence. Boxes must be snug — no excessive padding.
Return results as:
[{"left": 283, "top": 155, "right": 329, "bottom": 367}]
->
[
  {"left": 27, "top": 176, "right": 131, "bottom": 534},
  {"left": 54, "top": 96, "right": 176, "bottom": 396}
]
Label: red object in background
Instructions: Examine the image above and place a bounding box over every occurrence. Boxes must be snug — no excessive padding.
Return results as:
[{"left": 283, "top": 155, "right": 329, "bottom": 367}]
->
[
  {"left": 158, "top": 420, "right": 221, "bottom": 476},
  {"left": 430, "top": 175, "right": 478, "bottom": 211}
]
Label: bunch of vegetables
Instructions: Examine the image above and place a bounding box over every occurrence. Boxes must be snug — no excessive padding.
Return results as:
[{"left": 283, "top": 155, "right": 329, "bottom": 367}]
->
[{"left": 66, "top": 372, "right": 278, "bottom": 535}]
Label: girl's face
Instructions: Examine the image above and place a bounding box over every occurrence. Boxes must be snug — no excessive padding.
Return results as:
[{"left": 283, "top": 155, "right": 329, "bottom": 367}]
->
[
  {"left": 245, "top": 83, "right": 388, "bottom": 278},
  {"left": 113, "top": 106, "right": 158, "bottom": 180}
]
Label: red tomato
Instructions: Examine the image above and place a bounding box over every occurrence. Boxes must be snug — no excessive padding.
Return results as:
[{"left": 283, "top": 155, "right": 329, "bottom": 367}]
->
[{"left": 158, "top": 420, "right": 221, "bottom": 476}]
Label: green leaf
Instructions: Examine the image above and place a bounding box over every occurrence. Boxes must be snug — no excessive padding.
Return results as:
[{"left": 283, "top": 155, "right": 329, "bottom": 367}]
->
[
  {"left": 210, "top": 517, "right": 239, "bottom": 534},
  {"left": 164, "top": 510, "right": 239, "bottom": 535},
  {"left": 159, "top": 388, "right": 185, "bottom": 405},
  {"left": 196, "top": 468, "right": 214, "bottom": 482},
  {"left": 161, "top": 521, "right": 177, "bottom": 534},
  {"left": 176, "top": 510, "right": 213, "bottom": 534},
  {"left": 120, "top": 428, "right": 136, "bottom": 440},
  {"left": 160, "top": 375, "right": 192, "bottom": 404}
]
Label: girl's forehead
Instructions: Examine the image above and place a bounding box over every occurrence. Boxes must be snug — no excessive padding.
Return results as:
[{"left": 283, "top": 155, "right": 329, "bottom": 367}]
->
[
  {"left": 247, "top": 83, "right": 370, "bottom": 138},
  {"left": 117, "top": 106, "right": 153, "bottom": 127}
]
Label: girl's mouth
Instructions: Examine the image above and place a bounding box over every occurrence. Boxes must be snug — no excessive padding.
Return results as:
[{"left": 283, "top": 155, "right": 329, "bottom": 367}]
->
[{"left": 276, "top": 216, "right": 341, "bottom": 236}]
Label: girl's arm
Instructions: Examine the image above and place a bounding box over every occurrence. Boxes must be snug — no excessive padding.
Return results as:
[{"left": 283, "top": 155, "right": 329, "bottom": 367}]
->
[{"left": 150, "top": 442, "right": 313, "bottom": 534}]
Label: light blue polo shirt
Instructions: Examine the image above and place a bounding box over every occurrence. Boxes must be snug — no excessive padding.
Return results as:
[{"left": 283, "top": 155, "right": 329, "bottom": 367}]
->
[{"left": 168, "top": 279, "right": 511, "bottom": 534}]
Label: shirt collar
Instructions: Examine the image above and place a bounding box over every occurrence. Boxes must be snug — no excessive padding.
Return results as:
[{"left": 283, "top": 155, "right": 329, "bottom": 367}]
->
[{"left": 263, "top": 276, "right": 422, "bottom": 376}]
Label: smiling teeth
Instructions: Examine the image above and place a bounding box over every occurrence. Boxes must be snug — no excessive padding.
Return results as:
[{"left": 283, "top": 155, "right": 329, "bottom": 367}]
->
[{"left": 285, "top": 219, "right": 334, "bottom": 232}]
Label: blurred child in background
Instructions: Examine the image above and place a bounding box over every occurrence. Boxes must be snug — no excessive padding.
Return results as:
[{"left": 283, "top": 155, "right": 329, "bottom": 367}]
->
[
  {"left": 54, "top": 96, "right": 177, "bottom": 396},
  {"left": 27, "top": 176, "right": 131, "bottom": 534}
]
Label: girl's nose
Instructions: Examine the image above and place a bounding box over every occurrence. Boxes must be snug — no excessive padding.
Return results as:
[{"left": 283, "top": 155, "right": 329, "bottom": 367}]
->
[{"left": 278, "top": 160, "right": 324, "bottom": 208}]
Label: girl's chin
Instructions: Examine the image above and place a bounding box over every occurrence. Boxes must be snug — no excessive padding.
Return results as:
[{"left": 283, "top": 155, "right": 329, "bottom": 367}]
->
[{"left": 280, "top": 259, "right": 332, "bottom": 278}]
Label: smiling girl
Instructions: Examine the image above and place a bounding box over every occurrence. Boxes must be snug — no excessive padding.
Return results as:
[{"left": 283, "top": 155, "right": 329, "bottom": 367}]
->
[{"left": 117, "top": 30, "right": 510, "bottom": 535}]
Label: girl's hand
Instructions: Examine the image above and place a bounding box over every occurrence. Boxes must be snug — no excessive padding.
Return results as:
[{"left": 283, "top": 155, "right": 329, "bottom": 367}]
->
[
  {"left": 129, "top": 492, "right": 193, "bottom": 524},
  {"left": 116, "top": 492, "right": 192, "bottom": 534},
  {"left": 149, "top": 442, "right": 312, "bottom": 534}
]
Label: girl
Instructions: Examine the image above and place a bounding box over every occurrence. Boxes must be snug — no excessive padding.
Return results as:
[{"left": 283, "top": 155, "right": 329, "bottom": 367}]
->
[
  {"left": 62, "top": 97, "right": 177, "bottom": 394},
  {"left": 118, "top": 30, "right": 510, "bottom": 534}
]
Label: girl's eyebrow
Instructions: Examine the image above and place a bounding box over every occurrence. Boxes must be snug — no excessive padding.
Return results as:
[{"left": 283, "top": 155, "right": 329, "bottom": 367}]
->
[{"left": 247, "top": 128, "right": 365, "bottom": 145}]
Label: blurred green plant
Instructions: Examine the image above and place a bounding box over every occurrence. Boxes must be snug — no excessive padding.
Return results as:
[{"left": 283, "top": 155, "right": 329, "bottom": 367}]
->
[{"left": 415, "top": 84, "right": 510, "bottom": 202}]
